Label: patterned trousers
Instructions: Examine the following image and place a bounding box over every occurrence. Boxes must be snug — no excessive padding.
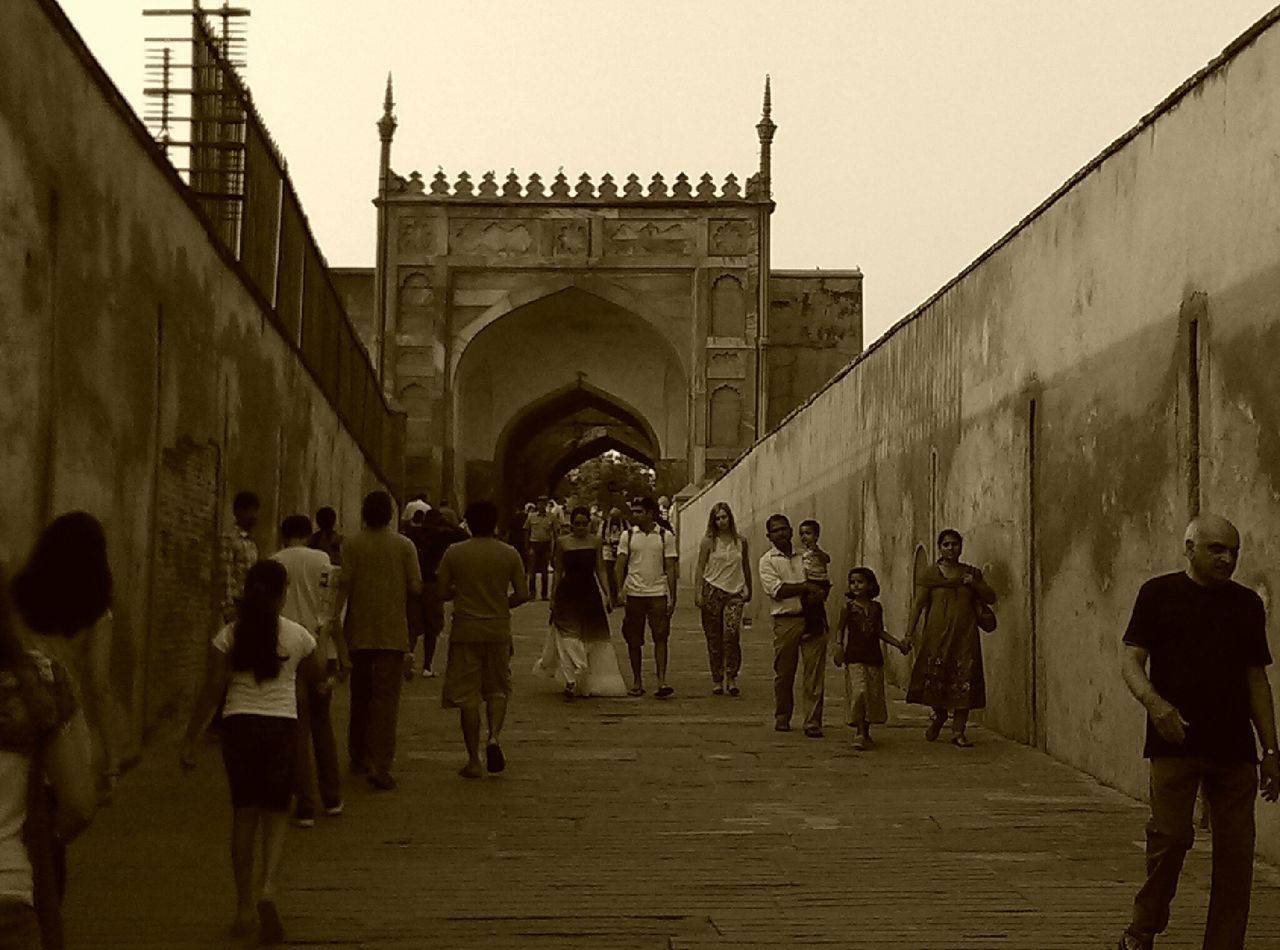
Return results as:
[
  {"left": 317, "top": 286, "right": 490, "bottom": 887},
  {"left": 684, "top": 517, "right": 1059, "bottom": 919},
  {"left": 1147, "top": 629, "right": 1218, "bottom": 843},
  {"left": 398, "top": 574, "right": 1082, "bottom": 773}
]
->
[{"left": 700, "top": 581, "right": 744, "bottom": 682}]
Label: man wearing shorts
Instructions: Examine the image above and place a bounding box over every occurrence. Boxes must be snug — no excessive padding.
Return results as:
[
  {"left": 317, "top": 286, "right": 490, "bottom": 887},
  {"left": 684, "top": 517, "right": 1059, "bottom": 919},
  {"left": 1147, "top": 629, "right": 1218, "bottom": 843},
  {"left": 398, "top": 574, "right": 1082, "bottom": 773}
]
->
[
  {"left": 438, "top": 500, "right": 529, "bottom": 778},
  {"left": 615, "top": 495, "right": 678, "bottom": 698}
]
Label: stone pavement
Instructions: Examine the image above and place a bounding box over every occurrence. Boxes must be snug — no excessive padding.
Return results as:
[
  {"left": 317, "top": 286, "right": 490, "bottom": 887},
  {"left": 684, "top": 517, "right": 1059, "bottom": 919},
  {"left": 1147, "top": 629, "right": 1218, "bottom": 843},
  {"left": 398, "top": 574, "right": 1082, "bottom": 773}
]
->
[{"left": 66, "top": 598, "right": 1280, "bottom": 949}]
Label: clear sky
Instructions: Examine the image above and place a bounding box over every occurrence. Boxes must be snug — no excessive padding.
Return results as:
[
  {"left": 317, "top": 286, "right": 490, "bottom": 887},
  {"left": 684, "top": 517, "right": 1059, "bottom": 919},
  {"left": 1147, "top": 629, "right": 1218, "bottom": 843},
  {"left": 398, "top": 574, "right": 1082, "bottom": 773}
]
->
[{"left": 57, "top": 0, "right": 1278, "bottom": 344}]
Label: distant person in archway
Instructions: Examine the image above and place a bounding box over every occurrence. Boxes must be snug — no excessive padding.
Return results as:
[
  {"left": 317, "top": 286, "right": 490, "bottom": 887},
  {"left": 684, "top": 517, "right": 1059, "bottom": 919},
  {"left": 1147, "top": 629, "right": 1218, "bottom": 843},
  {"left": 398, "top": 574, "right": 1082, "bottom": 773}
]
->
[
  {"left": 694, "top": 502, "right": 751, "bottom": 697},
  {"left": 308, "top": 506, "right": 344, "bottom": 566},
  {"left": 600, "top": 507, "right": 628, "bottom": 604},
  {"left": 505, "top": 504, "right": 531, "bottom": 571},
  {"left": 903, "top": 529, "right": 997, "bottom": 748},
  {"left": 438, "top": 501, "right": 529, "bottom": 778},
  {"left": 535, "top": 507, "right": 626, "bottom": 697},
  {"left": 527, "top": 498, "right": 557, "bottom": 600},
  {"left": 616, "top": 496, "right": 678, "bottom": 698},
  {"left": 1117, "top": 514, "right": 1278, "bottom": 950}
]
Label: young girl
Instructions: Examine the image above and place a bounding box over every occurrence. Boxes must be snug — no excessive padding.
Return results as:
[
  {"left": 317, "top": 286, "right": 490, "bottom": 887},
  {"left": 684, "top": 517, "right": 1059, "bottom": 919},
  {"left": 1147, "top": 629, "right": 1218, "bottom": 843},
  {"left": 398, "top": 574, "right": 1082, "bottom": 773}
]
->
[
  {"left": 834, "top": 568, "right": 908, "bottom": 751},
  {"left": 181, "top": 559, "right": 318, "bottom": 946}
]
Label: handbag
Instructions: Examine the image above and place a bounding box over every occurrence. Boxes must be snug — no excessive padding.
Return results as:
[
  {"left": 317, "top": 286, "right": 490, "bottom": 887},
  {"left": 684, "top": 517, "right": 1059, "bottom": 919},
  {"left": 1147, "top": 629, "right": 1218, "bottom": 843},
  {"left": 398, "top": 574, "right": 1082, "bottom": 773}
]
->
[{"left": 976, "top": 601, "right": 998, "bottom": 633}]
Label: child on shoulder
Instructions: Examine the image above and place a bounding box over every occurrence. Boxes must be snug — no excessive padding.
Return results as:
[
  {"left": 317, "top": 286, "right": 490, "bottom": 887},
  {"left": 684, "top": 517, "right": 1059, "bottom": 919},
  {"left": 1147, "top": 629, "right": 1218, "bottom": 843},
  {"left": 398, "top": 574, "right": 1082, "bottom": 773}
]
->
[
  {"left": 834, "top": 567, "right": 908, "bottom": 751},
  {"left": 797, "top": 519, "right": 831, "bottom": 641}
]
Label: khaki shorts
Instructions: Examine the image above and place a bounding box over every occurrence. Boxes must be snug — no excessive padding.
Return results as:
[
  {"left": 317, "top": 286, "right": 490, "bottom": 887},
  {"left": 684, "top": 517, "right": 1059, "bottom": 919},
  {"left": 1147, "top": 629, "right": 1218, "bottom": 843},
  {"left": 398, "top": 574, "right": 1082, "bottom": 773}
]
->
[{"left": 442, "top": 640, "right": 513, "bottom": 709}]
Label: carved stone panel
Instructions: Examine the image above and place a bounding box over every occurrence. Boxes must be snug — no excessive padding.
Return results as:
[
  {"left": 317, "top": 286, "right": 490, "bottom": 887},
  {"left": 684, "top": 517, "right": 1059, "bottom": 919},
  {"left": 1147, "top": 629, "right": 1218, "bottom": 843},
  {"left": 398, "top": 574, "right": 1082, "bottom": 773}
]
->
[
  {"left": 710, "top": 275, "right": 747, "bottom": 338},
  {"left": 397, "top": 216, "right": 437, "bottom": 255},
  {"left": 449, "top": 219, "right": 536, "bottom": 257},
  {"left": 709, "top": 219, "right": 754, "bottom": 256},
  {"left": 603, "top": 220, "right": 695, "bottom": 257},
  {"left": 551, "top": 220, "right": 590, "bottom": 257},
  {"left": 708, "top": 385, "right": 744, "bottom": 448},
  {"left": 706, "top": 350, "right": 746, "bottom": 380}
]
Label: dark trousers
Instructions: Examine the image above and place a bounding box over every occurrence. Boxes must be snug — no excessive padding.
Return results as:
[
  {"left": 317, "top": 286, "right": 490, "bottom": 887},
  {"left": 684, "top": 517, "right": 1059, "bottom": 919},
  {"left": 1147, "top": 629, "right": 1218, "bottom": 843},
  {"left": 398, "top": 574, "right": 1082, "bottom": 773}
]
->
[
  {"left": 530, "top": 541, "right": 551, "bottom": 598},
  {"left": 295, "top": 662, "right": 342, "bottom": 816},
  {"left": 772, "top": 614, "right": 826, "bottom": 730},
  {"left": 1129, "top": 756, "right": 1258, "bottom": 948},
  {"left": 348, "top": 649, "right": 404, "bottom": 776},
  {"left": 408, "top": 584, "right": 446, "bottom": 672}
]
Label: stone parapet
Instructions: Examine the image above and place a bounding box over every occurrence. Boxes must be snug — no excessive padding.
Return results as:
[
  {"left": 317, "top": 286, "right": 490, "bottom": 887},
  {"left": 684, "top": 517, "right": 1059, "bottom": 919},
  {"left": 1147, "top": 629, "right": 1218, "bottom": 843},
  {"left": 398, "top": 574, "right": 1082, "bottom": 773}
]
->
[{"left": 384, "top": 168, "right": 769, "bottom": 204}]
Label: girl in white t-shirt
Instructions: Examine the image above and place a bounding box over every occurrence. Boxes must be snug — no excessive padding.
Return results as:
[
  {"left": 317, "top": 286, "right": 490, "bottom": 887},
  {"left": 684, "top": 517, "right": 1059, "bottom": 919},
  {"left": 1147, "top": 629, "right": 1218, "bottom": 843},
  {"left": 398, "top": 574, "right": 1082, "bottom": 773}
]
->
[{"left": 181, "top": 559, "right": 317, "bottom": 946}]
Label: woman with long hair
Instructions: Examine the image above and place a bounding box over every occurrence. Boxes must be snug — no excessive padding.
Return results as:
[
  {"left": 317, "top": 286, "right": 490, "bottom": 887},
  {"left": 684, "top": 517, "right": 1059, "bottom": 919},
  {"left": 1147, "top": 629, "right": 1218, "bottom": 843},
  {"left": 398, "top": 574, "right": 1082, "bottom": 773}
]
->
[
  {"left": 903, "top": 529, "right": 997, "bottom": 747},
  {"left": 693, "top": 502, "right": 752, "bottom": 696},
  {"left": 0, "top": 556, "right": 99, "bottom": 950},
  {"left": 534, "top": 507, "right": 628, "bottom": 698},
  {"left": 181, "top": 559, "right": 319, "bottom": 946}
]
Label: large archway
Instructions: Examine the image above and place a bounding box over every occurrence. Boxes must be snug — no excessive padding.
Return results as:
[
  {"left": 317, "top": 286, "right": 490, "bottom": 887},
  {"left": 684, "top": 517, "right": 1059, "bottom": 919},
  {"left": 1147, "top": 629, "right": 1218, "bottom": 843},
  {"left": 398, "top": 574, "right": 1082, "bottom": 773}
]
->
[{"left": 454, "top": 286, "right": 688, "bottom": 513}]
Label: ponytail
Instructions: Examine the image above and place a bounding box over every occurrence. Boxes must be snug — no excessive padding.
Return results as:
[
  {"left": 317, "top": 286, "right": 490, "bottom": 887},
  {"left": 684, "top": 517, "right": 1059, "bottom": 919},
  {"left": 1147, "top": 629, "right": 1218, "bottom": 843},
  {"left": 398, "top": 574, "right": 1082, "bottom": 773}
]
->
[{"left": 230, "top": 559, "right": 287, "bottom": 683}]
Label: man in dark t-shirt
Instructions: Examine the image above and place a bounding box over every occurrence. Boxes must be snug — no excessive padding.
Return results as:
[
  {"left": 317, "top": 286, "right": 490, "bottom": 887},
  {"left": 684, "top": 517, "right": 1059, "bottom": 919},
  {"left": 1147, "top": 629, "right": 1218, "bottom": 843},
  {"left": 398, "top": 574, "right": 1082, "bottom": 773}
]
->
[{"left": 1118, "top": 514, "right": 1278, "bottom": 950}]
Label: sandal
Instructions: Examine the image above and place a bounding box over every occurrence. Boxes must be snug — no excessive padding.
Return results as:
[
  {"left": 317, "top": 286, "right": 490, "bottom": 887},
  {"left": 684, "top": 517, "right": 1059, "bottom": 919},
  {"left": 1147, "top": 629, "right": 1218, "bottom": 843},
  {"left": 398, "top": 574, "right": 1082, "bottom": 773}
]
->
[
  {"left": 712, "top": 685, "right": 724, "bottom": 696},
  {"left": 951, "top": 734, "right": 974, "bottom": 748},
  {"left": 627, "top": 685, "right": 645, "bottom": 697},
  {"left": 727, "top": 682, "right": 740, "bottom": 697}
]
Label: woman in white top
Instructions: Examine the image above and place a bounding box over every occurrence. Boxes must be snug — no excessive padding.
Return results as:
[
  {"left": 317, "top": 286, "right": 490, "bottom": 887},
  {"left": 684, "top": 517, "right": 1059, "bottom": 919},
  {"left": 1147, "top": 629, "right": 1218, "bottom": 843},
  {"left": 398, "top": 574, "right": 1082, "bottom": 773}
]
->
[
  {"left": 181, "top": 559, "right": 318, "bottom": 946},
  {"left": 693, "top": 502, "right": 752, "bottom": 696}
]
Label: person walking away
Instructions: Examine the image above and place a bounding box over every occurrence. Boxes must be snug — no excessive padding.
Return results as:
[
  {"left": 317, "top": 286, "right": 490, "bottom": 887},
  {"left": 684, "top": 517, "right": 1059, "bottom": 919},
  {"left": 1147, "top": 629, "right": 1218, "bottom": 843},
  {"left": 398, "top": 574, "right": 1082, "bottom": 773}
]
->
[
  {"left": 797, "top": 518, "right": 833, "bottom": 641},
  {"left": 438, "top": 501, "right": 528, "bottom": 778},
  {"left": 1117, "top": 514, "right": 1278, "bottom": 950},
  {"left": 759, "top": 514, "right": 828, "bottom": 737},
  {"left": 693, "top": 502, "right": 751, "bottom": 697},
  {"left": 527, "top": 499, "right": 556, "bottom": 599},
  {"left": 833, "top": 568, "right": 908, "bottom": 751},
  {"left": 271, "top": 515, "right": 344, "bottom": 827},
  {"left": 180, "top": 560, "right": 319, "bottom": 946},
  {"left": 308, "top": 506, "right": 344, "bottom": 567},
  {"left": 903, "top": 528, "right": 996, "bottom": 748},
  {"left": 414, "top": 509, "right": 468, "bottom": 678},
  {"left": 7, "top": 515, "right": 111, "bottom": 950},
  {"left": 615, "top": 496, "right": 679, "bottom": 698},
  {"left": 333, "top": 491, "right": 422, "bottom": 791},
  {"left": 220, "top": 491, "right": 260, "bottom": 624}
]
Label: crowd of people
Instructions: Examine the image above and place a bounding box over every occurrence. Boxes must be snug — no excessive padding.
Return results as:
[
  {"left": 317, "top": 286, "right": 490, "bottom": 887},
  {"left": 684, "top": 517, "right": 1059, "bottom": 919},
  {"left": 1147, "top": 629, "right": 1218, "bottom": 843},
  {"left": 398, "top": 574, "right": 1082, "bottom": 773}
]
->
[{"left": 0, "top": 489, "right": 1276, "bottom": 949}]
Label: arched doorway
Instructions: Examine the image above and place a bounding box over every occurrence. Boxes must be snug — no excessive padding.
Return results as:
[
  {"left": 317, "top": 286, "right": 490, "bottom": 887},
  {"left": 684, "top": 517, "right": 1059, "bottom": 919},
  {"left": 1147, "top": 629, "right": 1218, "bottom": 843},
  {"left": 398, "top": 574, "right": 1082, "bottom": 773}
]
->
[{"left": 453, "top": 284, "right": 688, "bottom": 514}]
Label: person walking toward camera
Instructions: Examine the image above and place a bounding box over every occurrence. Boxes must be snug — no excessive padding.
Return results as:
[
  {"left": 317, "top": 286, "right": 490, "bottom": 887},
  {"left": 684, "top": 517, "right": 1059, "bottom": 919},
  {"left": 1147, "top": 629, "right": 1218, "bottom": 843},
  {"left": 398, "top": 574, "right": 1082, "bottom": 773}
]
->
[
  {"left": 1117, "top": 514, "right": 1278, "bottom": 950},
  {"left": 833, "top": 567, "right": 908, "bottom": 751},
  {"left": 694, "top": 502, "right": 751, "bottom": 697},
  {"left": 615, "top": 496, "right": 678, "bottom": 698}
]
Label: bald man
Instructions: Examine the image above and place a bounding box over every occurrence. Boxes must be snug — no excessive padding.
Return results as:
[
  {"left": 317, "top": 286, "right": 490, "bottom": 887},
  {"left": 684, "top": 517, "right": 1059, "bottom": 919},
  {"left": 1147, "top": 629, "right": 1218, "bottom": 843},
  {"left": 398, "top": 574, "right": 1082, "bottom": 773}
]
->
[{"left": 1118, "top": 514, "right": 1279, "bottom": 950}]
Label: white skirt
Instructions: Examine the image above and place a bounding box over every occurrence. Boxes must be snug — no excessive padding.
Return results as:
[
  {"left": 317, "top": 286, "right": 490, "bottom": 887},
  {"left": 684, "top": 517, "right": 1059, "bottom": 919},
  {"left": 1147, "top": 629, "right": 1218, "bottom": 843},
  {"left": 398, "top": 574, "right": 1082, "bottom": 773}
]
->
[{"left": 533, "top": 626, "right": 628, "bottom": 697}]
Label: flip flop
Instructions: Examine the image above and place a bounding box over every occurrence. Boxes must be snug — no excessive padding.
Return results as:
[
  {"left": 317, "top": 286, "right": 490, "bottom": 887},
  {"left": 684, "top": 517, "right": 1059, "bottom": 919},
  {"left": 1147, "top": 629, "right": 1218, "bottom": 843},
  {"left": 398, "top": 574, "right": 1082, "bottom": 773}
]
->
[
  {"left": 485, "top": 742, "right": 506, "bottom": 773},
  {"left": 951, "top": 735, "right": 974, "bottom": 749},
  {"left": 628, "top": 685, "right": 645, "bottom": 697},
  {"left": 257, "top": 900, "right": 284, "bottom": 946},
  {"left": 458, "top": 762, "right": 482, "bottom": 779},
  {"left": 655, "top": 685, "right": 675, "bottom": 699}
]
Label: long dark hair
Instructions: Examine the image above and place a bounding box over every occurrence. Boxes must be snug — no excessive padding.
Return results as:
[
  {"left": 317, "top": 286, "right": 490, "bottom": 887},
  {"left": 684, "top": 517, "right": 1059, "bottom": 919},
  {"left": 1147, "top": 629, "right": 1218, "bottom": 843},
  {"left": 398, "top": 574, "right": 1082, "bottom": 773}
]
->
[
  {"left": 230, "top": 560, "right": 287, "bottom": 683},
  {"left": 12, "top": 511, "right": 113, "bottom": 636}
]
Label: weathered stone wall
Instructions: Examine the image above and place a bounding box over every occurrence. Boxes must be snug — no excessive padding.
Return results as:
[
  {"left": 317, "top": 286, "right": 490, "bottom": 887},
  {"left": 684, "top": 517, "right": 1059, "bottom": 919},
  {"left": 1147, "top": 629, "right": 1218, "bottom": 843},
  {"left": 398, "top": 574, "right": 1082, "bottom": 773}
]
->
[
  {"left": 765, "top": 270, "right": 864, "bottom": 430},
  {"left": 0, "top": 0, "right": 394, "bottom": 760},
  {"left": 680, "top": 13, "right": 1280, "bottom": 861}
]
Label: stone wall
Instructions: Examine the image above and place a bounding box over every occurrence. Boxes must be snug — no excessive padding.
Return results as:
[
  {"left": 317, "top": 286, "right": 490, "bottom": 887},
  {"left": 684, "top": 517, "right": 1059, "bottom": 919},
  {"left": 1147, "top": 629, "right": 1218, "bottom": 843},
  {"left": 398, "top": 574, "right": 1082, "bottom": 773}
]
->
[
  {"left": 680, "top": 11, "right": 1280, "bottom": 862},
  {"left": 0, "top": 0, "right": 396, "bottom": 761},
  {"left": 765, "top": 270, "right": 864, "bottom": 430}
]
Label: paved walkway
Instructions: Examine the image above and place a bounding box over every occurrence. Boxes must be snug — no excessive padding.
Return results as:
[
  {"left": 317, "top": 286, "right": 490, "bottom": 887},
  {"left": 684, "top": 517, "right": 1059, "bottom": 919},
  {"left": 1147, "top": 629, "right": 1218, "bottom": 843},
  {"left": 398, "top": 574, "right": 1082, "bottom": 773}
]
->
[{"left": 67, "top": 598, "right": 1280, "bottom": 948}]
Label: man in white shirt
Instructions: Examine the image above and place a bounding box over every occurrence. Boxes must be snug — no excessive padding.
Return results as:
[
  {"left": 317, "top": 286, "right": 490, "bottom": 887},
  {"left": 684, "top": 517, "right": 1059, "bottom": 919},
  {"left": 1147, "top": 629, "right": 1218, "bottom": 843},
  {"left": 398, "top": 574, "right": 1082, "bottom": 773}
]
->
[
  {"left": 272, "top": 514, "right": 345, "bottom": 824},
  {"left": 758, "top": 513, "right": 828, "bottom": 736},
  {"left": 615, "top": 495, "right": 679, "bottom": 698}
]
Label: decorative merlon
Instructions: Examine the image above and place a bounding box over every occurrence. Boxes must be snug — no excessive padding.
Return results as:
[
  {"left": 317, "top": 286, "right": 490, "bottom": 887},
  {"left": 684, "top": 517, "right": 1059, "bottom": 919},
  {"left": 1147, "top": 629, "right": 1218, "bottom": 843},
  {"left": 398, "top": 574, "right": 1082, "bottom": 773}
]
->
[{"left": 384, "top": 167, "right": 766, "bottom": 203}]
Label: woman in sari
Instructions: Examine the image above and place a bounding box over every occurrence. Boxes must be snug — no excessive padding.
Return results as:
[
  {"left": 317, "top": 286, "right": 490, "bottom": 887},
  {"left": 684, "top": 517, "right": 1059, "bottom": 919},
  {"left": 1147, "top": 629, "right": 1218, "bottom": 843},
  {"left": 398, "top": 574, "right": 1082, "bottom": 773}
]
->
[
  {"left": 534, "top": 507, "right": 628, "bottom": 697},
  {"left": 903, "top": 528, "right": 997, "bottom": 747}
]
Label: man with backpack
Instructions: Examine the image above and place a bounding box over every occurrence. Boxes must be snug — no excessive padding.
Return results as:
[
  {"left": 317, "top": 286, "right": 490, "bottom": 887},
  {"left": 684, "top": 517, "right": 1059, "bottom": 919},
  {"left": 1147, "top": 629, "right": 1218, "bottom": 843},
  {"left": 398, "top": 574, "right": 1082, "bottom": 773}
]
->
[{"left": 615, "top": 495, "right": 678, "bottom": 698}]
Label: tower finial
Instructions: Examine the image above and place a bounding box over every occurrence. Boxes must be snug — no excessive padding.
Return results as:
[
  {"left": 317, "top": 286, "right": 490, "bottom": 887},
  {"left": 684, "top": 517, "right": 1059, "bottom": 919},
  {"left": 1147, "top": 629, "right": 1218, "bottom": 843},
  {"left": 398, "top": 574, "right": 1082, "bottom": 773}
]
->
[
  {"left": 378, "top": 72, "right": 397, "bottom": 142},
  {"left": 755, "top": 74, "right": 776, "bottom": 194}
]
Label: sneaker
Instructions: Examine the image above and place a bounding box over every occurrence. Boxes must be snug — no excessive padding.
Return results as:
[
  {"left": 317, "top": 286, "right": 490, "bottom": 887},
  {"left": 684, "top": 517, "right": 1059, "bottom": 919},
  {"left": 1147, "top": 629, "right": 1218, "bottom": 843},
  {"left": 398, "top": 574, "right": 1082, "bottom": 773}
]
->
[
  {"left": 292, "top": 815, "right": 315, "bottom": 829},
  {"left": 712, "top": 684, "right": 725, "bottom": 696},
  {"left": 804, "top": 726, "right": 824, "bottom": 738},
  {"left": 324, "top": 801, "right": 344, "bottom": 817},
  {"left": 422, "top": 668, "right": 435, "bottom": 679}
]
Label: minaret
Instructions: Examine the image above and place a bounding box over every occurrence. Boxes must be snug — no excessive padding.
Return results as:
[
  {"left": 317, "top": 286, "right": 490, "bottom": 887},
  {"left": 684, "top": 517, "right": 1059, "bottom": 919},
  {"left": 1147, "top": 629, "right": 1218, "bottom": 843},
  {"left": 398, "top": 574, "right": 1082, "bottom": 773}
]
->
[
  {"left": 755, "top": 74, "right": 776, "bottom": 197},
  {"left": 374, "top": 73, "right": 397, "bottom": 391},
  {"left": 753, "top": 74, "right": 776, "bottom": 437}
]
